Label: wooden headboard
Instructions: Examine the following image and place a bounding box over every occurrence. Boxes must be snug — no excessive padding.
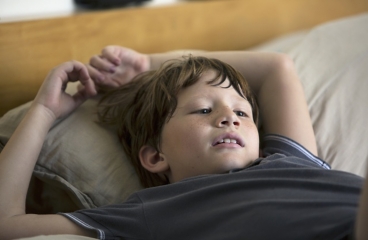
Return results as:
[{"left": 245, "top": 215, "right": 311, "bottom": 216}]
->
[{"left": 1, "top": 0, "right": 368, "bottom": 116}]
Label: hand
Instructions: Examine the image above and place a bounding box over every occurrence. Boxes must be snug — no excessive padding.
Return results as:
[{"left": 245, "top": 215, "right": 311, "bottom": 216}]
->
[
  {"left": 87, "top": 46, "right": 150, "bottom": 90},
  {"left": 33, "top": 61, "right": 97, "bottom": 120}
]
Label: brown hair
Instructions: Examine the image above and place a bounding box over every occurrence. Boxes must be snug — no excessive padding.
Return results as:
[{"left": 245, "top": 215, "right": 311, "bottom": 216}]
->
[{"left": 98, "top": 56, "right": 259, "bottom": 188}]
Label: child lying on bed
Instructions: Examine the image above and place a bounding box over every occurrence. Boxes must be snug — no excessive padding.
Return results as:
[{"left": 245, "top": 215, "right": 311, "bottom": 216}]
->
[{"left": 0, "top": 47, "right": 367, "bottom": 240}]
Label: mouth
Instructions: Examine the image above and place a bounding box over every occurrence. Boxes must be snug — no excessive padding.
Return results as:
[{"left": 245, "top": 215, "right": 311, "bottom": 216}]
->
[{"left": 212, "top": 133, "right": 245, "bottom": 147}]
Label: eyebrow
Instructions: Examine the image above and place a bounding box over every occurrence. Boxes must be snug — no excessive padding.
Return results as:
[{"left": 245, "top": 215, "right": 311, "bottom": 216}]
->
[{"left": 182, "top": 96, "right": 252, "bottom": 109}]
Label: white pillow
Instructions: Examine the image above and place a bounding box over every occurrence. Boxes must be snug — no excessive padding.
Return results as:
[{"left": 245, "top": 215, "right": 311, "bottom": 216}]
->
[{"left": 256, "top": 13, "right": 368, "bottom": 176}]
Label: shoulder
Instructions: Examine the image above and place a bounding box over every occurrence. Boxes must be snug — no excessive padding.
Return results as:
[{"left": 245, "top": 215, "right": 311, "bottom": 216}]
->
[{"left": 260, "top": 134, "right": 330, "bottom": 170}]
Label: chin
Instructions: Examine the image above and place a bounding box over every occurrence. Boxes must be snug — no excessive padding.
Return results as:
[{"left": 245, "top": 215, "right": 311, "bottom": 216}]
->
[{"left": 219, "top": 158, "right": 252, "bottom": 172}]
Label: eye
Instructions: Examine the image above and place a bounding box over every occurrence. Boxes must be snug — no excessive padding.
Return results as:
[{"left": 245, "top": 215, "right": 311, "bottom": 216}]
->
[
  {"left": 234, "top": 110, "right": 247, "bottom": 117},
  {"left": 196, "top": 108, "right": 212, "bottom": 114}
]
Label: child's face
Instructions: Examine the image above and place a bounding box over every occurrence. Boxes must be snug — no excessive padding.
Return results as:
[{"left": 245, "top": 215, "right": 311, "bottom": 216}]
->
[{"left": 159, "top": 70, "right": 259, "bottom": 183}]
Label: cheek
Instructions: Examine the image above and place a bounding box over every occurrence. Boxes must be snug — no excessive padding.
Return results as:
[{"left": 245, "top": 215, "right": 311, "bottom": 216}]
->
[
  {"left": 161, "top": 119, "right": 207, "bottom": 152},
  {"left": 182, "top": 123, "right": 203, "bottom": 144},
  {"left": 247, "top": 122, "right": 259, "bottom": 136},
  {"left": 246, "top": 123, "right": 260, "bottom": 151}
]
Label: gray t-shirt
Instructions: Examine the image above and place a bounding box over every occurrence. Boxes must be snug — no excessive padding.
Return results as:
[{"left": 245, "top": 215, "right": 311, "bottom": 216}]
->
[{"left": 61, "top": 134, "right": 363, "bottom": 240}]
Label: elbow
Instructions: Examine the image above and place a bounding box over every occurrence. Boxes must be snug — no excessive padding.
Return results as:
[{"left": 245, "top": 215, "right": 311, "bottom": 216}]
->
[
  {"left": 263, "top": 53, "right": 299, "bottom": 87},
  {"left": 273, "top": 53, "right": 297, "bottom": 75}
]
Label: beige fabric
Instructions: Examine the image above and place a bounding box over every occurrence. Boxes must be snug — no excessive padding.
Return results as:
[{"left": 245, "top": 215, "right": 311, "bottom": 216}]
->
[
  {"left": 251, "top": 30, "right": 308, "bottom": 53},
  {"left": 289, "top": 14, "right": 368, "bottom": 177},
  {"left": 253, "top": 13, "right": 368, "bottom": 177}
]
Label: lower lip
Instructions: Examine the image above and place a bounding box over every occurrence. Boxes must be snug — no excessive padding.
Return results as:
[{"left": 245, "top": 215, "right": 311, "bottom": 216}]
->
[{"left": 213, "top": 143, "right": 242, "bottom": 148}]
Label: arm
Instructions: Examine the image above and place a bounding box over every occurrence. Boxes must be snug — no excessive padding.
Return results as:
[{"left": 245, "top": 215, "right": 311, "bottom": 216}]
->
[
  {"left": 90, "top": 47, "right": 317, "bottom": 155},
  {"left": 0, "top": 61, "right": 97, "bottom": 239}
]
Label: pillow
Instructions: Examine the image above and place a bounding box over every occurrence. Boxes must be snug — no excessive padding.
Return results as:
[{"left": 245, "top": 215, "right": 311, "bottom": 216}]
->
[
  {"left": 0, "top": 83, "right": 143, "bottom": 213},
  {"left": 291, "top": 14, "right": 368, "bottom": 177},
  {"left": 255, "top": 13, "right": 368, "bottom": 177}
]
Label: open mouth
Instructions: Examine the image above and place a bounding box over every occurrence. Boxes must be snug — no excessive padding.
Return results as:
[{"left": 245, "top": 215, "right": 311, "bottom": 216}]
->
[
  {"left": 212, "top": 134, "right": 244, "bottom": 147},
  {"left": 216, "top": 138, "right": 239, "bottom": 145}
]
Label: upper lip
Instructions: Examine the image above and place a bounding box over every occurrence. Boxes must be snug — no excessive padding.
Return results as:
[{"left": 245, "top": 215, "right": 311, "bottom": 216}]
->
[{"left": 212, "top": 132, "right": 245, "bottom": 147}]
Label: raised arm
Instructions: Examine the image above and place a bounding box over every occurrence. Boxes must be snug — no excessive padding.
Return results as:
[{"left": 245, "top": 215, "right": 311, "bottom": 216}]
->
[
  {"left": 89, "top": 47, "right": 317, "bottom": 155},
  {"left": 0, "top": 61, "right": 97, "bottom": 239}
]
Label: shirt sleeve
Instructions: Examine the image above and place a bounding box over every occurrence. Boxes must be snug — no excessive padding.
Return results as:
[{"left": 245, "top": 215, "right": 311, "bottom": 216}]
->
[
  {"left": 59, "top": 194, "right": 150, "bottom": 240},
  {"left": 261, "top": 134, "right": 331, "bottom": 170}
]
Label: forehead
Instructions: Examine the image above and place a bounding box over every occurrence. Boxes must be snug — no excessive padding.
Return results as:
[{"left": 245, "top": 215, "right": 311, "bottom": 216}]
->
[{"left": 177, "top": 70, "right": 248, "bottom": 104}]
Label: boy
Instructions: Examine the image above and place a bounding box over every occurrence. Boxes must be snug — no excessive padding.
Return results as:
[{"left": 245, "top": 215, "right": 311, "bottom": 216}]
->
[{"left": 0, "top": 47, "right": 366, "bottom": 239}]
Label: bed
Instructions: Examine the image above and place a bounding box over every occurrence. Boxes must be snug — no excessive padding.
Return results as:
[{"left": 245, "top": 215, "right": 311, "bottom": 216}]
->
[{"left": 1, "top": 0, "right": 368, "bottom": 239}]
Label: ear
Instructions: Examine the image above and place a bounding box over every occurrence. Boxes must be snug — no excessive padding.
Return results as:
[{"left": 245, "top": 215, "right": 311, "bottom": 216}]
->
[{"left": 139, "top": 145, "right": 170, "bottom": 174}]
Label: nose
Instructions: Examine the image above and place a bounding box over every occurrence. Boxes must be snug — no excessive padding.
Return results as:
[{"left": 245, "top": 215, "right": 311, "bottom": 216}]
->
[{"left": 215, "top": 107, "right": 240, "bottom": 128}]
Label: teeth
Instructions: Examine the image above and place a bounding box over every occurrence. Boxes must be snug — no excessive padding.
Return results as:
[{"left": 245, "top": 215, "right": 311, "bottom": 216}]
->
[{"left": 219, "top": 138, "right": 237, "bottom": 144}]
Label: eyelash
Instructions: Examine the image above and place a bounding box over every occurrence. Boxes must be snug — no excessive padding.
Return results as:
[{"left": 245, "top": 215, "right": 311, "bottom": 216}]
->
[
  {"left": 195, "top": 108, "right": 248, "bottom": 117},
  {"left": 197, "top": 108, "right": 212, "bottom": 114},
  {"left": 235, "top": 111, "right": 247, "bottom": 117}
]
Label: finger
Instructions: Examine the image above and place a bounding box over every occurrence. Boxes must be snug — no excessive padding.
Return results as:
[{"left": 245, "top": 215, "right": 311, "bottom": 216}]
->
[
  {"left": 102, "top": 46, "right": 121, "bottom": 65},
  {"left": 70, "top": 79, "right": 97, "bottom": 109},
  {"left": 75, "top": 66, "right": 98, "bottom": 97},
  {"left": 116, "top": 48, "right": 149, "bottom": 72},
  {"left": 90, "top": 55, "right": 116, "bottom": 73},
  {"left": 62, "top": 61, "right": 89, "bottom": 83},
  {"left": 117, "top": 48, "right": 136, "bottom": 65},
  {"left": 60, "top": 61, "right": 97, "bottom": 97},
  {"left": 47, "top": 61, "right": 84, "bottom": 88},
  {"left": 86, "top": 64, "right": 105, "bottom": 84},
  {"left": 72, "top": 88, "right": 96, "bottom": 107}
]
